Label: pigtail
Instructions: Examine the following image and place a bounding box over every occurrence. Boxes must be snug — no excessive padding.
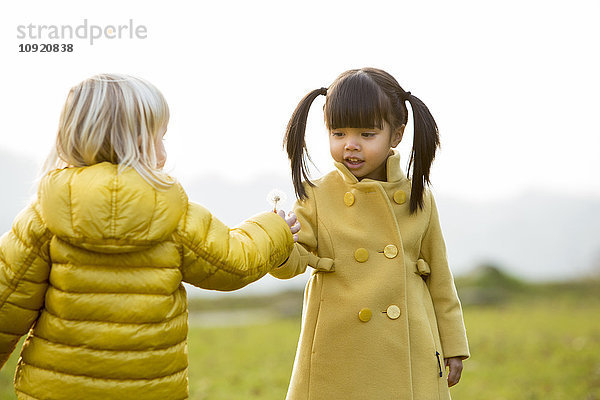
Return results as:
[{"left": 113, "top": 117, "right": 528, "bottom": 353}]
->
[
  {"left": 404, "top": 92, "right": 440, "bottom": 213},
  {"left": 284, "top": 87, "right": 328, "bottom": 199}
]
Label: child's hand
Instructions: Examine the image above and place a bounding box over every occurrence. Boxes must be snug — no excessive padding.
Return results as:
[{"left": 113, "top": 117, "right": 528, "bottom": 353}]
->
[
  {"left": 277, "top": 210, "right": 300, "bottom": 242},
  {"left": 445, "top": 357, "right": 464, "bottom": 387}
]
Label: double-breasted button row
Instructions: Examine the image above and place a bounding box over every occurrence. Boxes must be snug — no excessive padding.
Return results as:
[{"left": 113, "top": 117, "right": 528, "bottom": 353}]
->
[
  {"left": 358, "top": 305, "right": 402, "bottom": 322},
  {"left": 354, "top": 245, "right": 398, "bottom": 262},
  {"left": 344, "top": 190, "right": 406, "bottom": 206}
]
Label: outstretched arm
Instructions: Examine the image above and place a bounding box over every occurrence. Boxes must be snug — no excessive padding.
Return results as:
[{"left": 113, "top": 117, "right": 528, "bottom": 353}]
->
[
  {"left": 0, "top": 201, "right": 52, "bottom": 369},
  {"left": 175, "top": 202, "right": 295, "bottom": 291},
  {"left": 270, "top": 184, "right": 334, "bottom": 280}
]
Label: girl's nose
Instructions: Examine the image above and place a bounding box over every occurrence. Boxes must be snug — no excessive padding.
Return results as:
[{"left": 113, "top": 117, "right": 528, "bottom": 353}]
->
[{"left": 344, "top": 139, "right": 360, "bottom": 151}]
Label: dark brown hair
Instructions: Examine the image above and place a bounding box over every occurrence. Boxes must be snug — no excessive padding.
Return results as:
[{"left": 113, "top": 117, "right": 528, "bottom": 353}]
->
[{"left": 284, "top": 67, "right": 440, "bottom": 213}]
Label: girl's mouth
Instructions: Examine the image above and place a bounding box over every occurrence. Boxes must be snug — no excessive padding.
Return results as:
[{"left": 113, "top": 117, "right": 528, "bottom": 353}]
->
[{"left": 344, "top": 157, "right": 364, "bottom": 169}]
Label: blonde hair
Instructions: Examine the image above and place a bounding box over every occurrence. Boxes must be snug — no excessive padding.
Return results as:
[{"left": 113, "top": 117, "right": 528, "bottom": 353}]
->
[{"left": 43, "top": 73, "right": 174, "bottom": 189}]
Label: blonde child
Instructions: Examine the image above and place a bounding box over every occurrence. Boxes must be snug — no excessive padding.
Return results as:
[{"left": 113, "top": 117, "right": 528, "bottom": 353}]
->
[
  {"left": 0, "top": 74, "right": 300, "bottom": 400},
  {"left": 271, "top": 67, "right": 469, "bottom": 399}
]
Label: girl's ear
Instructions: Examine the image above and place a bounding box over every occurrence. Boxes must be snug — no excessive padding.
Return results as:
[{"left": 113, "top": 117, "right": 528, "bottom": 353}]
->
[{"left": 391, "top": 124, "right": 405, "bottom": 148}]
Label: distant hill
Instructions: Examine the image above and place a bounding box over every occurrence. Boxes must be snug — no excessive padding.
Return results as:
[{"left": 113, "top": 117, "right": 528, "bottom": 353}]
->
[
  {"left": 2, "top": 153, "right": 599, "bottom": 296},
  {"left": 437, "top": 191, "right": 600, "bottom": 281}
]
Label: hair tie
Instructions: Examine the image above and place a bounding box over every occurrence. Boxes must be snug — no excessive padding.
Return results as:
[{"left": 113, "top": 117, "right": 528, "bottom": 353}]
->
[
  {"left": 319, "top": 87, "right": 328, "bottom": 96},
  {"left": 404, "top": 91, "right": 412, "bottom": 100}
]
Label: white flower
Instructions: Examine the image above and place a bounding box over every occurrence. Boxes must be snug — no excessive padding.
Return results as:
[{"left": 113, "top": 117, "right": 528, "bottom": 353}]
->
[{"left": 267, "top": 189, "right": 287, "bottom": 211}]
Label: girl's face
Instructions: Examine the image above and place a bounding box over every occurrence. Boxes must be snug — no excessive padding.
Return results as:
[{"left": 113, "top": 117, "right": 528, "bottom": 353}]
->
[
  {"left": 329, "top": 122, "right": 404, "bottom": 181},
  {"left": 156, "top": 127, "right": 167, "bottom": 168}
]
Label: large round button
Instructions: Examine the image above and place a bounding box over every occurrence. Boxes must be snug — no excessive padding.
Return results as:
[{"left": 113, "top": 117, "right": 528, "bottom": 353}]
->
[
  {"left": 354, "top": 248, "right": 369, "bottom": 262},
  {"left": 384, "top": 244, "right": 398, "bottom": 259},
  {"left": 344, "top": 192, "right": 355, "bottom": 206},
  {"left": 358, "top": 308, "right": 372, "bottom": 322},
  {"left": 393, "top": 190, "right": 407, "bottom": 205},
  {"left": 386, "top": 305, "right": 401, "bottom": 320}
]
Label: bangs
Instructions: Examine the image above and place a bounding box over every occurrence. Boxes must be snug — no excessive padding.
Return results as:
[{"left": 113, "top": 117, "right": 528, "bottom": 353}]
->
[{"left": 325, "top": 72, "right": 391, "bottom": 130}]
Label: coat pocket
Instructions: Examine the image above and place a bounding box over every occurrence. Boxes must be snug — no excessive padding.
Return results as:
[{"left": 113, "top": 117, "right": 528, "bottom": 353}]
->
[
  {"left": 435, "top": 351, "right": 443, "bottom": 377},
  {"left": 415, "top": 259, "right": 431, "bottom": 277}
]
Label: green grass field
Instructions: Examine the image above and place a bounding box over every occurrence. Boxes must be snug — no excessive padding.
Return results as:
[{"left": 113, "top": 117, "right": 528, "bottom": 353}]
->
[{"left": 2, "top": 276, "right": 599, "bottom": 399}]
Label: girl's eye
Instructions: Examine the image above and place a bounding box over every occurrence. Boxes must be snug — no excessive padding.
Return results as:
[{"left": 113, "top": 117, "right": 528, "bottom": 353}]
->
[
  {"left": 362, "top": 132, "right": 376, "bottom": 137},
  {"left": 331, "top": 132, "right": 344, "bottom": 137}
]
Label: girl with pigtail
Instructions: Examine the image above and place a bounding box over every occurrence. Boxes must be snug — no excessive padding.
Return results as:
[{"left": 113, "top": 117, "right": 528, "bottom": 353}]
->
[{"left": 271, "top": 67, "right": 469, "bottom": 400}]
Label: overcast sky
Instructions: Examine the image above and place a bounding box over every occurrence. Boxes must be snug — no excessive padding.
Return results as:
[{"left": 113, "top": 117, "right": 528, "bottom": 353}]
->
[{"left": 2, "top": 0, "right": 599, "bottom": 203}]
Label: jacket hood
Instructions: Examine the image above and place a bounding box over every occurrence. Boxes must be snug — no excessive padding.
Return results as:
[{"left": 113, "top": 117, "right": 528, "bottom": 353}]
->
[{"left": 38, "top": 163, "right": 187, "bottom": 253}]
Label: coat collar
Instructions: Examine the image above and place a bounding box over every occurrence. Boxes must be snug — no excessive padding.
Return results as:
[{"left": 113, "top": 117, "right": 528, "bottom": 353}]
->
[{"left": 334, "top": 149, "right": 407, "bottom": 185}]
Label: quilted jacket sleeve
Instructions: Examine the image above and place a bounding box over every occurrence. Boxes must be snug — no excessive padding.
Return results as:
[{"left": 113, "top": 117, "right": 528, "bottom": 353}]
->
[
  {"left": 419, "top": 192, "right": 470, "bottom": 359},
  {"left": 270, "top": 184, "right": 334, "bottom": 279},
  {"left": 0, "top": 201, "right": 52, "bottom": 369},
  {"left": 175, "top": 202, "right": 294, "bottom": 291}
]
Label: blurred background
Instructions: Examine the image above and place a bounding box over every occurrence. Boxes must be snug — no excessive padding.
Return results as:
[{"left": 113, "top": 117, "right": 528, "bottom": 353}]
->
[{"left": 1, "top": 0, "right": 599, "bottom": 398}]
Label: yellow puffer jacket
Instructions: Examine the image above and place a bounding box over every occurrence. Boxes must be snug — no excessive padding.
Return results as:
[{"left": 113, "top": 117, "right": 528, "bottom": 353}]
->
[{"left": 0, "top": 163, "right": 294, "bottom": 400}]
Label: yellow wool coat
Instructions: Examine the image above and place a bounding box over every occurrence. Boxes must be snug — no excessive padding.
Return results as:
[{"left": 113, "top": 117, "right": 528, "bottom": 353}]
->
[
  {"left": 0, "top": 163, "right": 294, "bottom": 400},
  {"left": 271, "top": 151, "right": 469, "bottom": 400}
]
